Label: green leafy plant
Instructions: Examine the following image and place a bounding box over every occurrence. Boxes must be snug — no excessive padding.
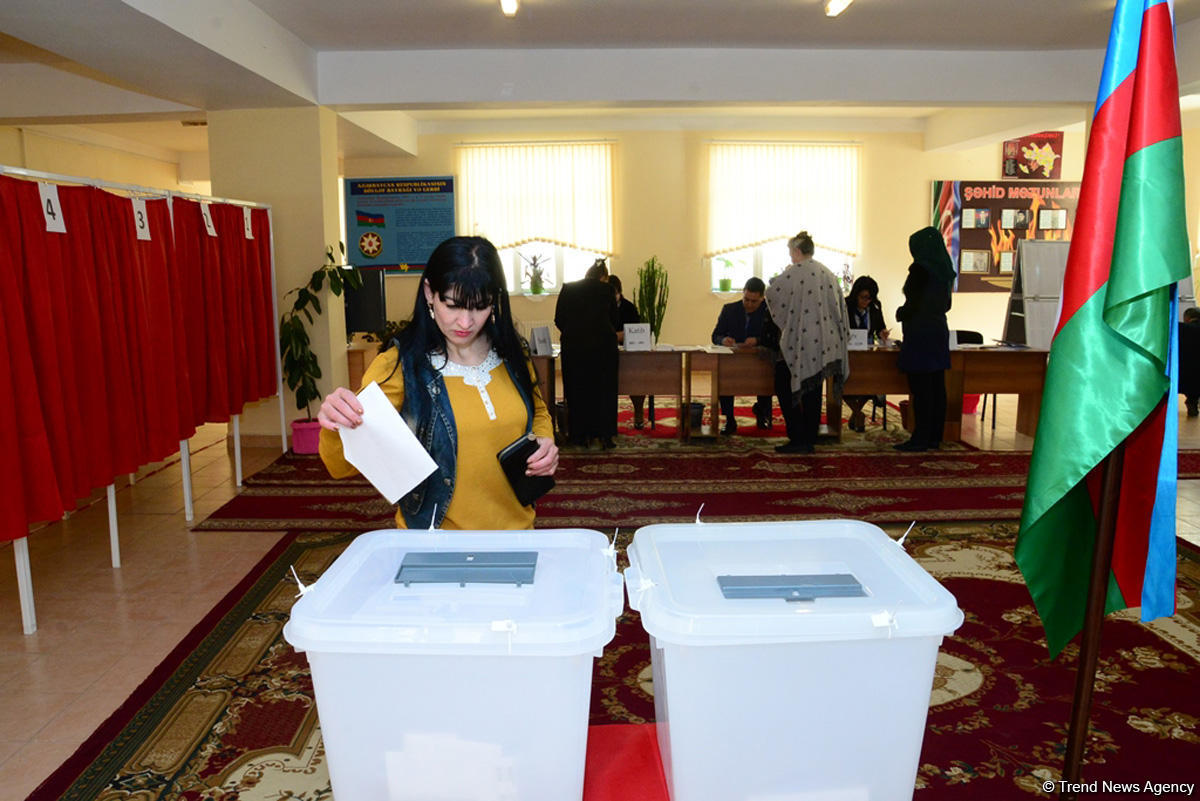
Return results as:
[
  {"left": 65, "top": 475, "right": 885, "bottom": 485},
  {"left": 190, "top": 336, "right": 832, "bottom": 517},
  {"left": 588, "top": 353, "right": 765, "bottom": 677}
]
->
[
  {"left": 635, "top": 255, "right": 670, "bottom": 342},
  {"left": 716, "top": 256, "right": 734, "bottom": 291},
  {"left": 279, "top": 243, "right": 364, "bottom": 420},
  {"left": 522, "top": 252, "right": 548, "bottom": 294}
]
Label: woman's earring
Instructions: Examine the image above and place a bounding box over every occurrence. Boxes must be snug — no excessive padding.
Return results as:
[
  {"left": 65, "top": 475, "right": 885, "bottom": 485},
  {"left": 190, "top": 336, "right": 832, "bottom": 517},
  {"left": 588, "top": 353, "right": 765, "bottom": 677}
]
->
[
  {"left": 491, "top": 310, "right": 497, "bottom": 325},
  {"left": 427, "top": 305, "right": 435, "bottom": 320}
]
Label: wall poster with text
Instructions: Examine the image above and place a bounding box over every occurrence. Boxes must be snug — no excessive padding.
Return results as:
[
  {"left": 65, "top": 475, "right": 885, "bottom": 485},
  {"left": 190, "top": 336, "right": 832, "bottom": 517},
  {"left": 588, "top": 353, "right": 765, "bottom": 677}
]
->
[
  {"left": 931, "top": 179, "right": 1080, "bottom": 293},
  {"left": 343, "top": 176, "right": 456, "bottom": 273}
]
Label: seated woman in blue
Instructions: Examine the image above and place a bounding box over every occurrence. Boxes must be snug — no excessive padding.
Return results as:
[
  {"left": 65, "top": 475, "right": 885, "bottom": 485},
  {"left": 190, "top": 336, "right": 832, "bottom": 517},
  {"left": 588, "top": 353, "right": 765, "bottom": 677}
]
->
[{"left": 317, "top": 236, "right": 558, "bottom": 529}]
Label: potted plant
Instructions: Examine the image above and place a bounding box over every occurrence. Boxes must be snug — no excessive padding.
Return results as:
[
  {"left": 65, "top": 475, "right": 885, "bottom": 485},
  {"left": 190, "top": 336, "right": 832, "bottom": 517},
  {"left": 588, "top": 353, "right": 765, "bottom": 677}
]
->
[
  {"left": 716, "top": 256, "right": 734, "bottom": 292},
  {"left": 279, "top": 242, "right": 364, "bottom": 453},
  {"left": 522, "top": 252, "right": 549, "bottom": 294},
  {"left": 635, "top": 255, "right": 669, "bottom": 345}
]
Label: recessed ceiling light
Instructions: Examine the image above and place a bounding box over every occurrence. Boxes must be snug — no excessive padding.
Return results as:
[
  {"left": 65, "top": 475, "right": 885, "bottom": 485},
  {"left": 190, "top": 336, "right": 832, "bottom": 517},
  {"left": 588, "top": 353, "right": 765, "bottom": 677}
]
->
[
  {"left": 825, "top": 0, "right": 853, "bottom": 17},
  {"left": 500, "top": 0, "right": 519, "bottom": 17}
]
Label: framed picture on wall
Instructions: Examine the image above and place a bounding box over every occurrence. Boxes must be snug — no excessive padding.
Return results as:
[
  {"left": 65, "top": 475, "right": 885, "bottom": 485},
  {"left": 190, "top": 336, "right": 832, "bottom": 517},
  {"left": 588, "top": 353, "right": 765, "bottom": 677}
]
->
[
  {"left": 960, "top": 250, "right": 991, "bottom": 273},
  {"left": 962, "top": 208, "right": 991, "bottom": 229},
  {"left": 1039, "top": 208, "right": 1068, "bottom": 230},
  {"left": 998, "top": 251, "right": 1015, "bottom": 274}
]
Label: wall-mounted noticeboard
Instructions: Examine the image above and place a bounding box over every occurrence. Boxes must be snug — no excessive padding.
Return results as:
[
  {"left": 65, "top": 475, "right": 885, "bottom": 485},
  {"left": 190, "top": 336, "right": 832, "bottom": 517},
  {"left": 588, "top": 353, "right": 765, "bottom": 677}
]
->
[
  {"left": 931, "top": 179, "right": 1080, "bottom": 293},
  {"left": 343, "top": 176, "right": 456, "bottom": 273}
]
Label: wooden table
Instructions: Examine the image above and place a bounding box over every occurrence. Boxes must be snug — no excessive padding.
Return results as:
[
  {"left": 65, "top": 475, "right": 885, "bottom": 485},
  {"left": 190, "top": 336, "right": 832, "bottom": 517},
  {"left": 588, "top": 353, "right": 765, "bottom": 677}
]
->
[
  {"left": 959, "top": 347, "right": 1048, "bottom": 436},
  {"left": 695, "top": 346, "right": 1047, "bottom": 442},
  {"left": 533, "top": 350, "right": 692, "bottom": 440},
  {"left": 536, "top": 346, "right": 1047, "bottom": 443},
  {"left": 691, "top": 348, "right": 776, "bottom": 438}
]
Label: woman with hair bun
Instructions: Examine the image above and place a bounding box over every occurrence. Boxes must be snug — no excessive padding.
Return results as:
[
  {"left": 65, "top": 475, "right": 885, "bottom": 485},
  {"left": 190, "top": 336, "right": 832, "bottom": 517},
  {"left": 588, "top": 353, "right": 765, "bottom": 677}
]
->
[{"left": 765, "top": 231, "right": 850, "bottom": 454}]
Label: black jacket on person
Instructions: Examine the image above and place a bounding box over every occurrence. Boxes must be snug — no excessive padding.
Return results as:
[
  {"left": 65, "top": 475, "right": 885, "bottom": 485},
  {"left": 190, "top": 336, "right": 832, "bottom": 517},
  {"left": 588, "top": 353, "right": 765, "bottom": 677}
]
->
[
  {"left": 711, "top": 300, "right": 771, "bottom": 345},
  {"left": 1180, "top": 320, "right": 1200, "bottom": 397},
  {"left": 555, "top": 277, "right": 620, "bottom": 441},
  {"left": 616, "top": 297, "right": 641, "bottom": 329},
  {"left": 896, "top": 262, "right": 952, "bottom": 373},
  {"left": 844, "top": 297, "right": 887, "bottom": 339},
  {"left": 556, "top": 278, "right": 618, "bottom": 349}
]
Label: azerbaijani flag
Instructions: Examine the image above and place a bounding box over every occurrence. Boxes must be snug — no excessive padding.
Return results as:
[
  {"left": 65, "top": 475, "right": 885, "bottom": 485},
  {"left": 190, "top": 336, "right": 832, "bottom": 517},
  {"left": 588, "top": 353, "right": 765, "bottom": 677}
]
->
[
  {"left": 356, "top": 210, "right": 385, "bottom": 227},
  {"left": 1015, "top": 0, "right": 1191, "bottom": 657}
]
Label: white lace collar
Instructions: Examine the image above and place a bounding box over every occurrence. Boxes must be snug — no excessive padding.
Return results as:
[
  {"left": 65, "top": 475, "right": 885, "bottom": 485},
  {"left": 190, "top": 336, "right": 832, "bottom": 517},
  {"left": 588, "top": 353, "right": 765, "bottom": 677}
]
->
[{"left": 433, "top": 349, "right": 504, "bottom": 420}]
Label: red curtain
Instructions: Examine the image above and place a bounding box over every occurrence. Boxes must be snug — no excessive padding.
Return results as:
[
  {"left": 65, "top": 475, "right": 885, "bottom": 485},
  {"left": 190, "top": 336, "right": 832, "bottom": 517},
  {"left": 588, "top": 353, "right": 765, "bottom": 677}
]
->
[
  {"left": 91, "top": 191, "right": 196, "bottom": 461},
  {"left": 244, "top": 207, "right": 278, "bottom": 401},
  {"left": 212, "top": 202, "right": 248, "bottom": 416},
  {"left": 13, "top": 181, "right": 115, "bottom": 505},
  {"left": 173, "top": 198, "right": 232, "bottom": 423},
  {"left": 1, "top": 177, "right": 276, "bottom": 535},
  {"left": 0, "top": 177, "right": 64, "bottom": 540},
  {"left": 74, "top": 185, "right": 144, "bottom": 476},
  {"left": 210, "top": 203, "right": 278, "bottom": 410}
]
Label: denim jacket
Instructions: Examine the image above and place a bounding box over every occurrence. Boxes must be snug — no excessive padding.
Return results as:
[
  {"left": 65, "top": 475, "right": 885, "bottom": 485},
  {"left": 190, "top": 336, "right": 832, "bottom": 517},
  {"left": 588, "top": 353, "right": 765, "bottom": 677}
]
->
[{"left": 396, "top": 348, "right": 537, "bottom": 529}]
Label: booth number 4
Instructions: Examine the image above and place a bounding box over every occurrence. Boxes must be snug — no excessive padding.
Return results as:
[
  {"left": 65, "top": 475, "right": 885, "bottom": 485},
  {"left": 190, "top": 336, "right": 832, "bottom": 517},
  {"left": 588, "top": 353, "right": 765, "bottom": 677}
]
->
[{"left": 39, "top": 183, "right": 67, "bottom": 234}]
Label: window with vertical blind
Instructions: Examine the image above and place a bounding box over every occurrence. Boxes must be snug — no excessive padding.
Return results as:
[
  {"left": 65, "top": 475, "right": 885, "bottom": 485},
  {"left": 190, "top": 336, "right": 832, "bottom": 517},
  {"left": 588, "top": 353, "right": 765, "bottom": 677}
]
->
[
  {"left": 707, "top": 141, "right": 861, "bottom": 292},
  {"left": 456, "top": 141, "right": 614, "bottom": 293}
]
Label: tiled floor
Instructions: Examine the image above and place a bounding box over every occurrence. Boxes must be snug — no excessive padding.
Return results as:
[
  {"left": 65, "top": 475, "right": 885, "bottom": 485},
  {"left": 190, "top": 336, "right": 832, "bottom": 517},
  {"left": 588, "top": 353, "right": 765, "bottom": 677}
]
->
[
  {"left": 0, "top": 424, "right": 285, "bottom": 798},
  {"left": 1, "top": 400, "right": 1198, "bottom": 800}
]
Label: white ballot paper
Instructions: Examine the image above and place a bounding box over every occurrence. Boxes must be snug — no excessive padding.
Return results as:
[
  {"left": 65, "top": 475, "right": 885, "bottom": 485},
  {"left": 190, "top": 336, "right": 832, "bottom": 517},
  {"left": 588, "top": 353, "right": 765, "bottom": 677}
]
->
[{"left": 338, "top": 381, "right": 437, "bottom": 503}]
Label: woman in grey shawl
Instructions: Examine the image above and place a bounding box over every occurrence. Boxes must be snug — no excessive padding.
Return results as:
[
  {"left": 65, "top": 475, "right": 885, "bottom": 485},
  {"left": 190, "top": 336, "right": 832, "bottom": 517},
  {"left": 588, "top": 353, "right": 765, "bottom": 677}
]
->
[{"left": 765, "top": 231, "right": 850, "bottom": 454}]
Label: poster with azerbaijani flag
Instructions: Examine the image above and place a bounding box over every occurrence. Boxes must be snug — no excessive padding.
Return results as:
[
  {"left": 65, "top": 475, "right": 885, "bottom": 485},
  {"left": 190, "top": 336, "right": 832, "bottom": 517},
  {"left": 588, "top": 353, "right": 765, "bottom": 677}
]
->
[
  {"left": 343, "top": 176, "right": 455, "bottom": 273},
  {"left": 1014, "top": 0, "right": 1191, "bottom": 657}
]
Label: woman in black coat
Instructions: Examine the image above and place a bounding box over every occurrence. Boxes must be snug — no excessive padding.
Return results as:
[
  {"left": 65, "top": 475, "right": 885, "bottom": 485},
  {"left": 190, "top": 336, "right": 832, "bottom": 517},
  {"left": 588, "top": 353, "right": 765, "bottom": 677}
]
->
[
  {"left": 555, "top": 259, "right": 620, "bottom": 447},
  {"left": 894, "top": 227, "right": 955, "bottom": 451}
]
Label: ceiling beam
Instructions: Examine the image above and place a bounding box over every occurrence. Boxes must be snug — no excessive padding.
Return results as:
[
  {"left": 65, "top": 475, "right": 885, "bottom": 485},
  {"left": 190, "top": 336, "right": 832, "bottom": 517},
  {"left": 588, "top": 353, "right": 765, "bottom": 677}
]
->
[
  {"left": 0, "top": 0, "right": 317, "bottom": 109},
  {"left": 318, "top": 48, "right": 1106, "bottom": 107},
  {"left": 337, "top": 110, "right": 419, "bottom": 157}
]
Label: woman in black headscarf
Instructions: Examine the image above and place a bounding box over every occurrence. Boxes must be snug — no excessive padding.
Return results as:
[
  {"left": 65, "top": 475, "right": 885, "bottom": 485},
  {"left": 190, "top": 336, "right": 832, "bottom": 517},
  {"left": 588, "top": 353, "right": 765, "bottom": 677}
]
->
[{"left": 894, "top": 227, "right": 956, "bottom": 451}]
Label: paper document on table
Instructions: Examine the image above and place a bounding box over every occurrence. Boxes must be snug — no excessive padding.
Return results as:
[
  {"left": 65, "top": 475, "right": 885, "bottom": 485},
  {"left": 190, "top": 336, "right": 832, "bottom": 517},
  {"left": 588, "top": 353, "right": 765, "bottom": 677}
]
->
[{"left": 338, "top": 381, "right": 437, "bottom": 503}]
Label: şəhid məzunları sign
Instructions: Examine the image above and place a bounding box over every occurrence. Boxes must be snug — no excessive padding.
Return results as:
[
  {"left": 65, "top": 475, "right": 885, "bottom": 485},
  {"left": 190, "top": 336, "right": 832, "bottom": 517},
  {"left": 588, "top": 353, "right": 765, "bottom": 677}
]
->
[{"left": 931, "top": 179, "right": 1080, "bottom": 294}]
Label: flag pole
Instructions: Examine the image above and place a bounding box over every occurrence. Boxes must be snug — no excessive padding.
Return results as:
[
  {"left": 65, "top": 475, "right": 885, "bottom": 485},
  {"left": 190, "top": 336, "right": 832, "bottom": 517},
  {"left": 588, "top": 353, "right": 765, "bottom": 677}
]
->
[{"left": 1059, "top": 441, "right": 1126, "bottom": 800}]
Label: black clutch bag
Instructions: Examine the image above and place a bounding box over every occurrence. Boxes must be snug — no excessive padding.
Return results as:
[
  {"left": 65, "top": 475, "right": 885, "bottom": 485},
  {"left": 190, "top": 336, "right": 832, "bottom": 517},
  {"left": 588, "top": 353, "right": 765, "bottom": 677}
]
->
[{"left": 497, "top": 433, "right": 556, "bottom": 506}]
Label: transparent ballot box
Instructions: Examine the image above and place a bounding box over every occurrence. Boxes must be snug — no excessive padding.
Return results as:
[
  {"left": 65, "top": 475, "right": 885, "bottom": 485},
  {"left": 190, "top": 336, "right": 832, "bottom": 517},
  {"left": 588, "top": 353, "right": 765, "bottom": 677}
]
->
[
  {"left": 284, "top": 528, "right": 624, "bottom": 801},
  {"left": 625, "top": 520, "right": 963, "bottom": 801}
]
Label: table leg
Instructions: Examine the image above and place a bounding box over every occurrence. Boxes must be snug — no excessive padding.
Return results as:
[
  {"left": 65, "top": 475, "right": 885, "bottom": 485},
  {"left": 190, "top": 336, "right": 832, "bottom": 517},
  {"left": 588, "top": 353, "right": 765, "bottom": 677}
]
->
[
  {"left": 944, "top": 366, "right": 964, "bottom": 442},
  {"left": 1016, "top": 392, "right": 1041, "bottom": 436},
  {"left": 826, "top": 377, "right": 844, "bottom": 440}
]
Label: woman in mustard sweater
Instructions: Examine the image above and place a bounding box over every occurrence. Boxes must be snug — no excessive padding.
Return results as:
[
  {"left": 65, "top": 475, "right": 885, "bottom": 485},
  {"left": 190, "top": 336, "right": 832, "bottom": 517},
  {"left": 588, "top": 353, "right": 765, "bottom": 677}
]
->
[{"left": 317, "top": 236, "right": 558, "bottom": 529}]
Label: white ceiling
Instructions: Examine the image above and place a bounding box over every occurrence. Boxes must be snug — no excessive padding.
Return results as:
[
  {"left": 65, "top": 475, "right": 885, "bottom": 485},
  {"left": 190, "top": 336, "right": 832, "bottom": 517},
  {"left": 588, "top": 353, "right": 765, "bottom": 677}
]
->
[
  {"left": 1, "top": 0, "right": 1199, "bottom": 163},
  {"left": 244, "top": 0, "right": 1194, "bottom": 51}
]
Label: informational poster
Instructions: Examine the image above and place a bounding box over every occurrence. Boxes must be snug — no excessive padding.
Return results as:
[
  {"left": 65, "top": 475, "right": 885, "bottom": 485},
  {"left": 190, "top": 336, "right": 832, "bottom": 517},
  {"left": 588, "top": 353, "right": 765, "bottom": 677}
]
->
[
  {"left": 931, "top": 179, "right": 1080, "bottom": 293},
  {"left": 343, "top": 176, "right": 456, "bottom": 273},
  {"left": 1002, "top": 131, "right": 1064, "bottom": 180}
]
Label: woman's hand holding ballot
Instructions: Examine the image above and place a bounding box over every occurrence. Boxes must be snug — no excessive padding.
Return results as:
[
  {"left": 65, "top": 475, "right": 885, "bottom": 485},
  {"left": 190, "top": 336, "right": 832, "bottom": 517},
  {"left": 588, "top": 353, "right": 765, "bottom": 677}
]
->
[{"left": 317, "top": 387, "right": 364, "bottom": 431}]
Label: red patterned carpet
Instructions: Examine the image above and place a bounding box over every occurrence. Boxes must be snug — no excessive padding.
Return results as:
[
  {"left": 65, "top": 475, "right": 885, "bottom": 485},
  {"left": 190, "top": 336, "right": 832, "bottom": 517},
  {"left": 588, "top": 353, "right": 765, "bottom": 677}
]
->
[
  {"left": 25, "top": 524, "right": 1200, "bottom": 800},
  {"left": 198, "top": 447, "right": 1039, "bottom": 530},
  {"left": 611, "top": 395, "right": 898, "bottom": 439},
  {"left": 194, "top": 443, "right": 1200, "bottom": 532}
]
